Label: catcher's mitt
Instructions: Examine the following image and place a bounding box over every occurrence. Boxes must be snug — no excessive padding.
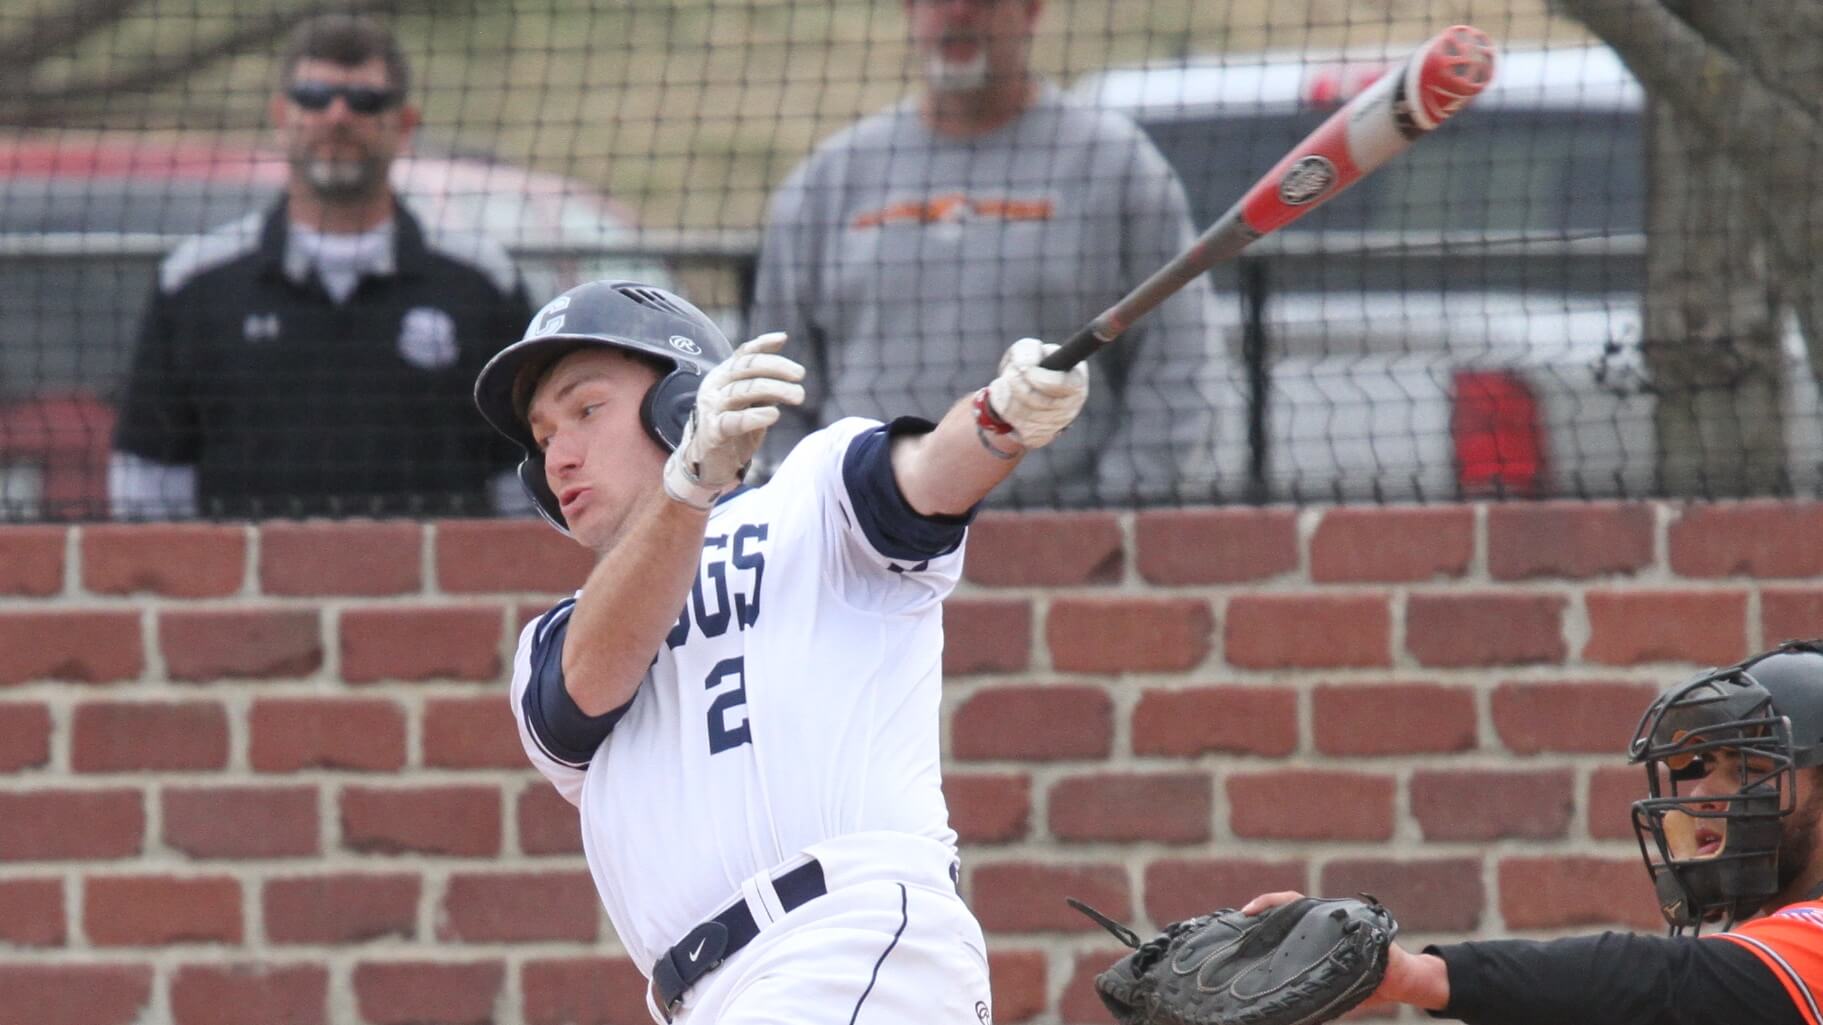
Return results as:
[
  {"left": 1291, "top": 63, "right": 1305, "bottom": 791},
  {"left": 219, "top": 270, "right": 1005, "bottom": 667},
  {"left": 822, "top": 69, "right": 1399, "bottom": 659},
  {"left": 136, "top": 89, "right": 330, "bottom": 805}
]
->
[{"left": 1066, "top": 894, "right": 1398, "bottom": 1025}]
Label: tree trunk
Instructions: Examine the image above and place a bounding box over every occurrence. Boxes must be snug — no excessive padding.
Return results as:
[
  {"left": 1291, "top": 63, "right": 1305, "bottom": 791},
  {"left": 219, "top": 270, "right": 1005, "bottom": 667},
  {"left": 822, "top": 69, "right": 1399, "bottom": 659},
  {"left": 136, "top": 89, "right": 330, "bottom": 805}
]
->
[
  {"left": 1553, "top": 0, "right": 1821, "bottom": 493},
  {"left": 1644, "top": 98, "right": 1786, "bottom": 495}
]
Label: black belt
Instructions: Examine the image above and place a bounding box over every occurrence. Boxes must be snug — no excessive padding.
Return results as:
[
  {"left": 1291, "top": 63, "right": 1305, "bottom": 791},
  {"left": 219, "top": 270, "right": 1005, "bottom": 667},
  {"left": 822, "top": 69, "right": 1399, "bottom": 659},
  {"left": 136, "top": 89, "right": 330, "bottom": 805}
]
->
[{"left": 650, "top": 857, "right": 827, "bottom": 1020}]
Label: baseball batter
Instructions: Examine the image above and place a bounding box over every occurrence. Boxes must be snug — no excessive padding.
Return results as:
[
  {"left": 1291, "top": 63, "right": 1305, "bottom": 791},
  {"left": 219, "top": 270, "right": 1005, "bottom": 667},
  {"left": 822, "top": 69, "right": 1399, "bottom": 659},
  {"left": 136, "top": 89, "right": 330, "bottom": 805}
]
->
[{"left": 473, "top": 279, "right": 1088, "bottom": 1023}]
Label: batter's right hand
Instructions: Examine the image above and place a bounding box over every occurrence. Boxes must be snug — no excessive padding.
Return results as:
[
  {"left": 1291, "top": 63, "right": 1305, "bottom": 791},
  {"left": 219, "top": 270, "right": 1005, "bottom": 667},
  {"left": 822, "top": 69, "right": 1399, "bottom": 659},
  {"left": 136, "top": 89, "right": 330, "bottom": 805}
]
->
[{"left": 663, "top": 332, "right": 806, "bottom": 510}]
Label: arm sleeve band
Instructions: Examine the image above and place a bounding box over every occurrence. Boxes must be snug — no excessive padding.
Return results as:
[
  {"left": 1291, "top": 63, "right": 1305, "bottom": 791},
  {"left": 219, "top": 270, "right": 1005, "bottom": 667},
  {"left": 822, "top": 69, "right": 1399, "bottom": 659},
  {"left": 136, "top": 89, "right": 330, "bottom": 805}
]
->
[
  {"left": 839, "top": 416, "right": 976, "bottom": 561},
  {"left": 519, "top": 600, "right": 634, "bottom": 768}
]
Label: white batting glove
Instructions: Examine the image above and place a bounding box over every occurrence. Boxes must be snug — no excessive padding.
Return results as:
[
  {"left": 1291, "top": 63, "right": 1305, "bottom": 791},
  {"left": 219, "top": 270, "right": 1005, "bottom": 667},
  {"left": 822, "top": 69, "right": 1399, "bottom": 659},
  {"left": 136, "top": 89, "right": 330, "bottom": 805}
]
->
[
  {"left": 663, "top": 332, "right": 805, "bottom": 510},
  {"left": 977, "top": 337, "right": 1090, "bottom": 454}
]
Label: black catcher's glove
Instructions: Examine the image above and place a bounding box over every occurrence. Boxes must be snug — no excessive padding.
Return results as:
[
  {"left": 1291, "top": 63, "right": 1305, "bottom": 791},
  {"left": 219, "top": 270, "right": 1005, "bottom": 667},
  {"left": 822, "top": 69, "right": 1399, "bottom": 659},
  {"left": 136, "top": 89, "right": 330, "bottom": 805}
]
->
[{"left": 1067, "top": 895, "right": 1398, "bottom": 1025}]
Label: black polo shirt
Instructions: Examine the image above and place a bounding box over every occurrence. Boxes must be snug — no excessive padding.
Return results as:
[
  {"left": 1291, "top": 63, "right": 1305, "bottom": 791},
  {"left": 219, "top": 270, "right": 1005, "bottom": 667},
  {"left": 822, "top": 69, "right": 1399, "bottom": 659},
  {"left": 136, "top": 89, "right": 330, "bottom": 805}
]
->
[{"left": 113, "top": 198, "right": 532, "bottom": 518}]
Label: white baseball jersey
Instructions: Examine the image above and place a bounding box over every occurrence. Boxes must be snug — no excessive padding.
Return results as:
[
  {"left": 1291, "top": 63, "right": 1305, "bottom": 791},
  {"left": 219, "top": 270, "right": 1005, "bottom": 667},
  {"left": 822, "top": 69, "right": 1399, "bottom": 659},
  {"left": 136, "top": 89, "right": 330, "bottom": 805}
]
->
[{"left": 510, "top": 417, "right": 971, "bottom": 976}]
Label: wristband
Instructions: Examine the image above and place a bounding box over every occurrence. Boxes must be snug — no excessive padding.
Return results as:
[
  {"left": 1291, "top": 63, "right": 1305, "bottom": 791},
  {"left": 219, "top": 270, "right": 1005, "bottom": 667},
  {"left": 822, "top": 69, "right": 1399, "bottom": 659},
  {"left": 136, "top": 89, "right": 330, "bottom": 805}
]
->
[{"left": 661, "top": 450, "right": 722, "bottom": 511}]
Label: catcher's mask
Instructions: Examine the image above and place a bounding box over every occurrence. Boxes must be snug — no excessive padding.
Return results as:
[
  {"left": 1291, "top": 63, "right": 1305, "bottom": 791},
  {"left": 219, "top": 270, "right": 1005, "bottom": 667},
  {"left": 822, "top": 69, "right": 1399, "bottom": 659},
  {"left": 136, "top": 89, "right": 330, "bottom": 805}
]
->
[
  {"left": 474, "top": 279, "right": 734, "bottom": 536},
  {"left": 1628, "top": 639, "right": 1823, "bottom": 933}
]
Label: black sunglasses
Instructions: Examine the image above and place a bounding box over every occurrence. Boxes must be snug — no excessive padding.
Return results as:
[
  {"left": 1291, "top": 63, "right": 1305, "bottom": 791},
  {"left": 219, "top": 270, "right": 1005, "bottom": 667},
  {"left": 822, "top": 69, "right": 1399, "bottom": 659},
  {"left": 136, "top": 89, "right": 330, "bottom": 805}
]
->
[{"left": 287, "top": 81, "right": 401, "bottom": 115}]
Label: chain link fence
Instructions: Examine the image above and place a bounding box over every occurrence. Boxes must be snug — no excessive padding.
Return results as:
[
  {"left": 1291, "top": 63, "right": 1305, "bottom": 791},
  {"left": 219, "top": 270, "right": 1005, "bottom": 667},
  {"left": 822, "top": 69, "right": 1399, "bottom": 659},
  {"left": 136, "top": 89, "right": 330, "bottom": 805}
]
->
[{"left": 2, "top": 0, "right": 1817, "bottom": 519}]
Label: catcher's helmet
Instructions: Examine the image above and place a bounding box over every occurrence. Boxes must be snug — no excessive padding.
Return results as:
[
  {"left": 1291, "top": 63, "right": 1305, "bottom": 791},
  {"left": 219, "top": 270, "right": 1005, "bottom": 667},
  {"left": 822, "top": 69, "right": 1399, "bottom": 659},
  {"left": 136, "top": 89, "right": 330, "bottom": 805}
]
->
[
  {"left": 474, "top": 279, "right": 734, "bottom": 534},
  {"left": 1628, "top": 638, "right": 1823, "bottom": 933}
]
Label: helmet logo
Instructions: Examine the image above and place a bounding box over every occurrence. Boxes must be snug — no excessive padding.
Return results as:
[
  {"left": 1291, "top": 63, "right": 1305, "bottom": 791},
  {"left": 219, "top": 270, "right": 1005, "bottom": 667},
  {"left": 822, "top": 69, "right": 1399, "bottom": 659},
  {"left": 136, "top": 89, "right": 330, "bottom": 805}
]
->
[
  {"left": 669, "top": 335, "right": 703, "bottom": 355},
  {"left": 528, "top": 295, "right": 572, "bottom": 339}
]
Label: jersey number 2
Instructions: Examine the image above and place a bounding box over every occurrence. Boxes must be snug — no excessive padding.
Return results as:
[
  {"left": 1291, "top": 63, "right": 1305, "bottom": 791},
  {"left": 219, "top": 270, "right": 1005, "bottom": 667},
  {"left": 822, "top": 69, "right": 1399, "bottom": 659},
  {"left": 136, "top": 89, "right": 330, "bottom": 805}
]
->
[{"left": 705, "top": 656, "right": 752, "bottom": 755}]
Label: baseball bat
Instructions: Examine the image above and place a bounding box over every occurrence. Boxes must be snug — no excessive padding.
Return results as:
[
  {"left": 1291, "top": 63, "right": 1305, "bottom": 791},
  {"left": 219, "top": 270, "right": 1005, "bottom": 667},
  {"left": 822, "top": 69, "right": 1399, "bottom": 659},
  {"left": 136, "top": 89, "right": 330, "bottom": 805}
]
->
[{"left": 1038, "top": 24, "right": 1498, "bottom": 372}]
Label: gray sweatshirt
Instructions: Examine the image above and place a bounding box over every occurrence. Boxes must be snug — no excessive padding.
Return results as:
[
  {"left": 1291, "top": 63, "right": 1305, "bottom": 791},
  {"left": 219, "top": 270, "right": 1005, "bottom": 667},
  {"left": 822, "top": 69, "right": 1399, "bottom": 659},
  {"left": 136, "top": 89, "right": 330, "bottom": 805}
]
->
[{"left": 750, "top": 83, "right": 1233, "bottom": 506}]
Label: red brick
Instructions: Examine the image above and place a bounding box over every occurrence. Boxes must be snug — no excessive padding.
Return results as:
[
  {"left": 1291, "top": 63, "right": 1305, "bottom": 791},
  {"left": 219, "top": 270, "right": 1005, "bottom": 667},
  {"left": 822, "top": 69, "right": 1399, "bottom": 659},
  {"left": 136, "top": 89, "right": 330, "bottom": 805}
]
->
[
  {"left": 341, "top": 785, "right": 501, "bottom": 857},
  {"left": 0, "top": 701, "right": 51, "bottom": 770},
  {"left": 353, "top": 961, "right": 504, "bottom": 1025},
  {"left": 1313, "top": 683, "right": 1476, "bottom": 755},
  {"left": 1765, "top": 588, "right": 1823, "bottom": 647},
  {"left": 0, "top": 965, "right": 151, "bottom": 1025},
  {"left": 259, "top": 521, "right": 422, "bottom": 596},
  {"left": 1310, "top": 507, "right": 1472, "bottom": 583},
  {"left": 264, "top": 874, "right": 420, "bottom": 944},
  {"left": 1590, "top": 766, "right": 1646, "bottom": 840},
  {"left": 516, "top": 785, "right": 583, "bottom": 855},
  {"left": 1584, "top": 589, "right": 1749, "bottom": 666},
  {"left": 1225, "top": 594, "right": 1390, "bottom": 669},
  {"left": 250, "top": 698, "right": 406, "bottom": 773},
  {"left": 1063, "top": 947, "right": 1141, "bottom": 1023},
  {"left": 72, "top": 701, "right": 227, "bottom": 772},
  {"left": 1488, "top": 502, "right": 1655, "bottom": 580},
  {"left": 965, "top": 511, "right": 1124, "bottom": 586},
  {"left": 160, "top": 608, "right": 323, "bottom": 682},
  {"left": 1499, "top": 856, "right": 1662, "bottom": 930},
  {"left": 424, "top": 697, "right": 524, "bottom": 768},
  {"left": 0, "top": 878, "right": 64, "bottom": 945},
  {"left": 1409, "top": 769, "right": 1573, "bottom": 841},
  {"left": 1406, "top": 593, "right": 1565, "bottom": 667},
  {"left": 970, "top": 861, "right": 1130, "bottom": 933},
  {"left": 340, "top": 606, "right": 503, "bottom": 683},
  {"left": 435, "top": 519, "right": 597, "bottom": 593},
  {"left": 1492, "top": 680, "right": 1658, "bottom": 754},
  {"left": 1048, "top": 598, "right": 1212, "bottom": 673},
  {"left": 0, "top": 788, "right": 144, "bottom": 860},
  {"left": 84, "top": 874, "right": 241, "bottom": 945},
  {"left": 952, "top": 685, "right": 1112, "bottom": 761},
  {"left": 0, "top": 610, "right": 142, "bottom": 684},
  {"left": 81, "top": 523, "right": 245, "bottom": 597},
  {"left": 1143, "top": 859, "right": 1307, "bottom": 924},
  {"left": 1135, "top": 508, "right": 1298, "bottom": 584},
  {"left": 171, "top": 964, "right": 327, "bottom": 1025},
  {"left": 988, "top": 949, "right": 1048, "bottom": 1024},
  {"left": 1319, "top": 858, "right": 1484, "bottom": 932},
  {"left": 523, "top": 958, "right": 648, "bottom": 1025},
  {"left": 1669, "top": 501, "right": 1823, "bottom": 578},
  {"left": 163, "top": 786, "right": 319, "bottom": 859},
  {"left": 943, "top": 598, "right": 1033, "bottom": 675},
  {"left": 945, "top": 773, "right": 1032, "bottom": 844},
  {"left": 438, "top": 871, "right": 599, "bottom": 942},
  {"left": 0, "top": 526, "right": 65, "bottom": 595},
  {"left": 1229, "top": 771, "right": 1395, "bottom": 841},
  {"left": 1048, "top": 773, "right": 1211, "bottom": 843},
  {"left": 1132, "top": 686, "right": 1298, "bottom": 757}
]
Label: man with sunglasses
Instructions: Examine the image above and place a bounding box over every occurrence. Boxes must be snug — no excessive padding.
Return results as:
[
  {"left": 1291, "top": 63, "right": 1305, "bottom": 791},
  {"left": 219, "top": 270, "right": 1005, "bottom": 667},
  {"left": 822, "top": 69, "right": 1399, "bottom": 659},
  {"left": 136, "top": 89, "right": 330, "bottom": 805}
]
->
[
  {"left": 749, "top": 0, "right": 1226, "bottom": 508},
  {"left": 1221, "top": 639, "right": 1823, "bottom": 1025},
  {"left": 111, "top": 14, "right": 531, "bottom": 519}
]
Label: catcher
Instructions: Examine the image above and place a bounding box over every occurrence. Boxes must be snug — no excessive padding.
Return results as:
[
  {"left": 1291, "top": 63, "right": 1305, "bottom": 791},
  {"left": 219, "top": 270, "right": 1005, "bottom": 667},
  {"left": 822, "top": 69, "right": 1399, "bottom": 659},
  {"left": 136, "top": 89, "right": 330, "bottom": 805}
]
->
[{"left": 1078, "top": 638, "right": 1823, "bottom": 1025}]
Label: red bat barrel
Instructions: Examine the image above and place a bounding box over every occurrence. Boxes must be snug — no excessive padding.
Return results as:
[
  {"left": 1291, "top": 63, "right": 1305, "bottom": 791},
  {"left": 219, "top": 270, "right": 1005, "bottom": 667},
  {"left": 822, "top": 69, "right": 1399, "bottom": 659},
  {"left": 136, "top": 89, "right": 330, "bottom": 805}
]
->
[{"left": 1239, "top": 25, "right": 1497, "bottom": 234}]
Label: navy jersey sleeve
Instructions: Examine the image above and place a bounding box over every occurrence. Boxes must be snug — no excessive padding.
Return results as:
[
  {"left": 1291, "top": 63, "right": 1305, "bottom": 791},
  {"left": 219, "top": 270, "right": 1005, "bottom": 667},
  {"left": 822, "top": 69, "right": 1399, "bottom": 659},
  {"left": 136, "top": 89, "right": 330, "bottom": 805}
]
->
[
  {"left": 510, "top": 598, "right": 635, "bottom": 802},
  {"left": 839, "top": 416, "right": 976, "bottom": 561}
]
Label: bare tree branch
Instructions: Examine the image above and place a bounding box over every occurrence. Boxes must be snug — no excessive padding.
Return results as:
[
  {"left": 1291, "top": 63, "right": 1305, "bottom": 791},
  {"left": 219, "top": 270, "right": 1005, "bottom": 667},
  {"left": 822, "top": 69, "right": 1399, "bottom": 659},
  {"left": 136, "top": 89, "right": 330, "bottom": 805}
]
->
[
  {"left": 0, "top": 0, "right": 431, "bottom": 128},
  {"left": 0, "top": 0, "right": 143, "bottom": 80}
]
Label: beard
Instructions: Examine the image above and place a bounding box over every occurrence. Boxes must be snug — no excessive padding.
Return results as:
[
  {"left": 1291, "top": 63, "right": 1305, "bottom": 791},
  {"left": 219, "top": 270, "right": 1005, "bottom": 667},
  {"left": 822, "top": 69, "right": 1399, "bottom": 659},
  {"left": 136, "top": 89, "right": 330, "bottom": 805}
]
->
[
  {"left": 1777, "top": 776, "right": 1823, "bottom": 894},
  {"left": 925, "top": 49, "right": 989, "bottom": 93},
  {"left": 289, "top": 135, "right": 389, "bottom": 203}
]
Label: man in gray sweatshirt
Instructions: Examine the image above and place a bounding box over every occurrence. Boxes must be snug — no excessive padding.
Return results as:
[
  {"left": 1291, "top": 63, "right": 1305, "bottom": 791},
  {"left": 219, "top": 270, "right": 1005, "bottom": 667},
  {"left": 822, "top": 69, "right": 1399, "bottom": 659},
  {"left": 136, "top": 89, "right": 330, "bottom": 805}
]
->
[{"left": 750, "top": 0, "right": 1232, "bottom": 507}]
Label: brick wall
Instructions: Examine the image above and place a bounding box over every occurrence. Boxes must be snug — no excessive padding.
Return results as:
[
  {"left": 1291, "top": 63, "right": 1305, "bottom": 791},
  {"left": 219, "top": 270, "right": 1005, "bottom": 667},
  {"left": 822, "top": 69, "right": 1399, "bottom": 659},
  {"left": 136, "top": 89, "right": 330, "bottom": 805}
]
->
[{"left": 1, "top": 502, "right": 1819, "bottom": 1025}]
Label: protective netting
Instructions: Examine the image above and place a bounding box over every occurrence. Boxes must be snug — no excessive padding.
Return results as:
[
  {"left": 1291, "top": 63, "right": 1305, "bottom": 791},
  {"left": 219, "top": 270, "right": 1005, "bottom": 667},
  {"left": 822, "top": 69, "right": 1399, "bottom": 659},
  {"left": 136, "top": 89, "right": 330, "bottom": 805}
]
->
[{"left": 1, "top": 0, "right": 1817, "bottom": 520}]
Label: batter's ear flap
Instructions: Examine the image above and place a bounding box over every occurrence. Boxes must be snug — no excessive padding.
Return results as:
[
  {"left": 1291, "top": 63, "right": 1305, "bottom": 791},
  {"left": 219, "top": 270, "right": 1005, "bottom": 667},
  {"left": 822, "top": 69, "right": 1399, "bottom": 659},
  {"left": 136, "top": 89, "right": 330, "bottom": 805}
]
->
[{"left": 641, "top": 368, "right": 703, "bottom": 451}]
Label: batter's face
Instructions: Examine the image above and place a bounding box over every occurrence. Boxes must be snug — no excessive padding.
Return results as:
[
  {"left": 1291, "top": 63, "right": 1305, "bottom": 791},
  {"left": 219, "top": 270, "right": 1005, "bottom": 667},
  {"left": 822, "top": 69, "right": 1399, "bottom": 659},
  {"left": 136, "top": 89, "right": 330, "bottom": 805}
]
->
[
  {"left": 906, "top": 0, "right": 1041, "bottom": 95},
  {"left": 526, "top": 349, "right": 667, "bottom": 551},
  {"left": 271, "top": 57, "right": 418, "bottom": 204}
]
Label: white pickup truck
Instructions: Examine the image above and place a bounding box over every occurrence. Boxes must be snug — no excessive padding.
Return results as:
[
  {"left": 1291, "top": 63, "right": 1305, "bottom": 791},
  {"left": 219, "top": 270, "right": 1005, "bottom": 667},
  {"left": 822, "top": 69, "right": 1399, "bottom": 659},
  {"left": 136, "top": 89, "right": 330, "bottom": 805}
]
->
[{"left": 1073, "top": 44, "right": 1822, "bottom": 501}]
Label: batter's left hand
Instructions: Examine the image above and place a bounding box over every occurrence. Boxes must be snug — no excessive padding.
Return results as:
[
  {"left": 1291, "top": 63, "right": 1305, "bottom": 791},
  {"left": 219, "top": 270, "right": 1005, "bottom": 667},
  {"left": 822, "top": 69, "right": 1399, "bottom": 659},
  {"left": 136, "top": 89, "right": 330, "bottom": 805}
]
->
[{"left": 980, "top": 337, "right": 1089, "bottom": 451}]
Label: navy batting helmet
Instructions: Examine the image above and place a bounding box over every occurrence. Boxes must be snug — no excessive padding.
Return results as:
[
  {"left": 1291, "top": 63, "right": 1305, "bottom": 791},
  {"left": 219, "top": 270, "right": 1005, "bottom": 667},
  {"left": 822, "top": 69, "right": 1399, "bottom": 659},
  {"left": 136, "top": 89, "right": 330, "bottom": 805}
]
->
[
  {"left": 474, "top": 279, "right": 734, "bottom": 533},
  {"left": 1629, "top": 638, "right": 1823, "bottom": 933}
]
